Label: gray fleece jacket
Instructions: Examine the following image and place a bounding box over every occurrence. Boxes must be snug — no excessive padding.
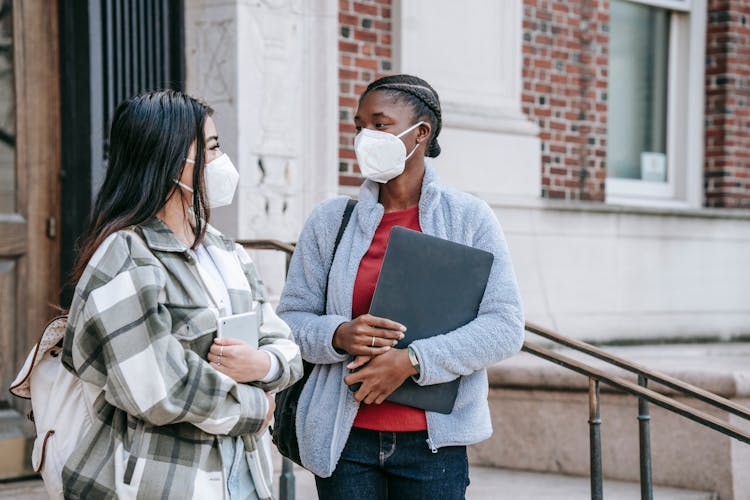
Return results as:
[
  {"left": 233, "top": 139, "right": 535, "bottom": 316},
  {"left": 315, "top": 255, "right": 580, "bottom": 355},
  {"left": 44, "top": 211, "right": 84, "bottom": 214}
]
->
[{"left": 276, "top": 163, "right": 524, "bottom": 478}]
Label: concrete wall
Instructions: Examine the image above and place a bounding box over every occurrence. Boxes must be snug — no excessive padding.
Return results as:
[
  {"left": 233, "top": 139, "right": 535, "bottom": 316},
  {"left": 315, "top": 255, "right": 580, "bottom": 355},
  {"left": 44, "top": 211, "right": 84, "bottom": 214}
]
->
[{"left": 487, "top": 201, "right": 750, "bottom": 342}]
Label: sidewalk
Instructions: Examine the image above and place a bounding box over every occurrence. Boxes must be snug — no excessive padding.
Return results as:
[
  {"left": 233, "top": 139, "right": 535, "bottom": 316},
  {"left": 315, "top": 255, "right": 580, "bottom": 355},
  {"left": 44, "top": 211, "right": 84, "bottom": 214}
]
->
[{"left": 0, "top": 465, "right": 715, "bottom": 499}]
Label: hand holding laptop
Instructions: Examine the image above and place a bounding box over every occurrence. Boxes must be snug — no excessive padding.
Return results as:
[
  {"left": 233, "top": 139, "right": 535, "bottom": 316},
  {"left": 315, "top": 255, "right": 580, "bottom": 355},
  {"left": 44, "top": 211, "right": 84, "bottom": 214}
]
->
[
  {"left": 332, "top": 313, "right": 406, "bottom": 357},
  {"left": 343, "top": 347, "right": 418, "bottom": 405},
  {"left": 345, "top": 227, "right": 494, "bottom": 414}
]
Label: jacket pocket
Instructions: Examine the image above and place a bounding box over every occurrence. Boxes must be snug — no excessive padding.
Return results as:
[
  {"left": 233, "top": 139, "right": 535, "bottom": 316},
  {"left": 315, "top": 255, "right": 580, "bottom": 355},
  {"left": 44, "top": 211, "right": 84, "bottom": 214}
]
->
[{"left": 165, "top": 305, "right": 217, "bottom": 357}]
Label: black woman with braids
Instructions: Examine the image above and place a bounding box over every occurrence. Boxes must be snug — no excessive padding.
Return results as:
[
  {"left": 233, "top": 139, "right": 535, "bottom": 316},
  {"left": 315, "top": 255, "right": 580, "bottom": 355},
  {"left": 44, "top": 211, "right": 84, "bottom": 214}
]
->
[{"left": 277, "top": 75, "right": 524, "bottom": 499}]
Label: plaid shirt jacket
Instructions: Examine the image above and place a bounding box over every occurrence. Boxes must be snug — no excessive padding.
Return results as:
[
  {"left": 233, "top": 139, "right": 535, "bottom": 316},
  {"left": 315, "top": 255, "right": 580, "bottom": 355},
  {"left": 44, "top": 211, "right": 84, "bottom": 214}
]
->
[{"left": 61, "top": 217, "right": 302, "bottom": 499}]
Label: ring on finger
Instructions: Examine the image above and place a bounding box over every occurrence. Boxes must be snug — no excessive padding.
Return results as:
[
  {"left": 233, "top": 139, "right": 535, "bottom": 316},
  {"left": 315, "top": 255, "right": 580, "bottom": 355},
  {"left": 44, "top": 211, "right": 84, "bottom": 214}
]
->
[
  {"left": 217, "top": 355, "right": 222, "bottom": 367},
  {"left": 220, "top": 345, "right": 224, "bottom": 357},
  {"left": 371, "top": 336, "right": 376, "bottom": 347}
]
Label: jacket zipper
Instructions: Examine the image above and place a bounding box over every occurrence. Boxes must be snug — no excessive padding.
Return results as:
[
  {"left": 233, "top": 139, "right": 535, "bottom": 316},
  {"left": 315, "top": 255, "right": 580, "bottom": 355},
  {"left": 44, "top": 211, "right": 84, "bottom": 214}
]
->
[{"left": 425, "top": 437, "right": 438, "bottom": 454}]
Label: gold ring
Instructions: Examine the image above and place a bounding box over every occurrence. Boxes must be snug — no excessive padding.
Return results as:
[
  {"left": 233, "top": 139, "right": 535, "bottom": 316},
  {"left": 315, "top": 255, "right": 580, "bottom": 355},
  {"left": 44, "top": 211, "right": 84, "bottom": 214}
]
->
[
  {"left": 220, "top": 345, "right": 224, "bottom": 357},
  {"left": 217, "top": 356, "right": 222, "bottom": 367},
  {"left": 371, "top": 336, "right": 376, "bottom": 347}
]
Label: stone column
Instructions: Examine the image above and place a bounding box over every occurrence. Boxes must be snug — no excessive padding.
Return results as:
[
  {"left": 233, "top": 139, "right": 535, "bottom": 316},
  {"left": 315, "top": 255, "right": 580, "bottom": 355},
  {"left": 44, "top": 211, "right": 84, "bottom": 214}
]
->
[
  {"left": 394, "top": 0, "right": 540, "bottom": 203},
  {"left": 185, "top": 0, "right": 339, "bottom": 296}
]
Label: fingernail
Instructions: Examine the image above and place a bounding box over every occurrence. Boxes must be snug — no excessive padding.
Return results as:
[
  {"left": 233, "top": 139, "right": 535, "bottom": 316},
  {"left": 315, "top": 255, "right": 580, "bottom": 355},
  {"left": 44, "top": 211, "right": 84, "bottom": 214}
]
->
[
  {"left": 346, "top": 363, "right": 354, "bottom": 369},
  {"left": 399, "top": 333, "right": 405, "bottom": 339},
  {"left": 392, "top": 340, "right": 398, "bottom": 346},
  {"left": 384, "top": 346, "right": 391, "bottom": 351}
]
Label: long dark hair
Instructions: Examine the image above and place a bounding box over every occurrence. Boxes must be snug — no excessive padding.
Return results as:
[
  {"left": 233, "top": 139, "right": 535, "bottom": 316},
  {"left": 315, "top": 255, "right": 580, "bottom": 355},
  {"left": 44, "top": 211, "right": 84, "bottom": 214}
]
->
[
  {"left": 361, "top": 74, "right": 443, "bottom": 158},
  {"left": 72, "top": 90, "right": 213, "bottom": 283}
]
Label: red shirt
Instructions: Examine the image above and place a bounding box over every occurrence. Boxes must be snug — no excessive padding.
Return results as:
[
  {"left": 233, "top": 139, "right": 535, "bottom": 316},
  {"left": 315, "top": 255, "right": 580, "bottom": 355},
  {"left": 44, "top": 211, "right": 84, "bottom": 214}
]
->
[{"left": 351, "top": 206, "right": 427, "bottom": 432}]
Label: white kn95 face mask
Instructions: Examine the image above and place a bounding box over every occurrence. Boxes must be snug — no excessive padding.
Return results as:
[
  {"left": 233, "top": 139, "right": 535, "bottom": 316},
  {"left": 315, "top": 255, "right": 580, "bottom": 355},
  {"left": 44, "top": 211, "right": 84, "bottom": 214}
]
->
[
  {"left": 354, "top": 121, "right": 424, "bottom": 183},
  {"left": 177, "top": 153, "right": 239, "bottom": 208}
]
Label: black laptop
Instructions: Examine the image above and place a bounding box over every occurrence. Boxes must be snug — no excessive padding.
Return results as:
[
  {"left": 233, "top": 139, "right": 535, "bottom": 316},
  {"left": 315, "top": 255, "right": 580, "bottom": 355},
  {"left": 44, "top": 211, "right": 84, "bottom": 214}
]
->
[{"left": 368, "top": 226, "right": 494, "bottom": 414}]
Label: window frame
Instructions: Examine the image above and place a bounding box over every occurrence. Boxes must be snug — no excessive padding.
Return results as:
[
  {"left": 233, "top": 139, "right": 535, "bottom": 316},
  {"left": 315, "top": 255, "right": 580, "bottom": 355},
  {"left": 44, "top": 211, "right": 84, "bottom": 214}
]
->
[{"left": 605, "top": 0, "right": 706, "bottom": 209}]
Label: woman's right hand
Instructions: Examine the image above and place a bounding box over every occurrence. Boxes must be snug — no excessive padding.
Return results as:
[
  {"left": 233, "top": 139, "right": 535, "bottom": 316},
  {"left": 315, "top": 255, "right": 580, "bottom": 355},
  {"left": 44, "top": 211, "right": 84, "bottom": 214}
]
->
[
  {"left": 261, "top": 392, "right": 275, "bottom": 432},
  {"left": 332, "top": 314, "right": 406, "bottom": 356}
]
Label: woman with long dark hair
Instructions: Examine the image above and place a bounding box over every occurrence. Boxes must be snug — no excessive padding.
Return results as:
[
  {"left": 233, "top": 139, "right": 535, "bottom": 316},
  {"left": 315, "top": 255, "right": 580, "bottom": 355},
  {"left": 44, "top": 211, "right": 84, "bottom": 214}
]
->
[
  {"left": 277, "top": 74, "right": 524, "bottom": 499},
  {"left": 62, "top": 90, "right": 302, "bottom": 499}
]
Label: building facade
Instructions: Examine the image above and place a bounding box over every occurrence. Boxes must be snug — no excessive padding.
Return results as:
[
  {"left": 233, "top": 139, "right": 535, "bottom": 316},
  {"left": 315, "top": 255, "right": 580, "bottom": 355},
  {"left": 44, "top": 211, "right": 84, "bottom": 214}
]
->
[
  {"left": 1, "top": 0, "right": 749, "bottom": 483},
  {"left": 184, "top": 0, "right": 750, "bottom": 344}
]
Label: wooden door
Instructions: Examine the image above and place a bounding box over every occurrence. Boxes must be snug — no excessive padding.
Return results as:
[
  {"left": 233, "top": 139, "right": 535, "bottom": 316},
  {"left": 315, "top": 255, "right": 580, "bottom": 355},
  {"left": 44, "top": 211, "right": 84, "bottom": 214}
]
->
[{"left": 0, "top": 0, "right": 60, "bottom": 479}]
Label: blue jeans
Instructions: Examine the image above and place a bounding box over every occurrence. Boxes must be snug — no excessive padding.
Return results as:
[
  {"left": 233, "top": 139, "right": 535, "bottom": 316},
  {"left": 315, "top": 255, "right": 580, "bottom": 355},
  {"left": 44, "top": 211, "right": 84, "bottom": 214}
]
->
[{"left": 315, "top": 428, "right": 469, "bottom": 500}]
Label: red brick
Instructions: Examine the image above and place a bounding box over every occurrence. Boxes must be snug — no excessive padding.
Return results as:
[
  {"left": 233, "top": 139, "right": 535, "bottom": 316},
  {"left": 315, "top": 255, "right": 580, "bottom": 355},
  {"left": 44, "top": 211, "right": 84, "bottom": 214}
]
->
[
  {"left": 353, "top": 2, "right": 378, "bottom": 16},
  {"left": 339, "top": 96, "right": 358, "bottom": 108},
  {"left": 354, "top": 29, "right": 378, "bottom": 43},
  {"left": 339, "top": 41, "right": 359, "bottom": 54},
  {"left": 339, "top": 13, "right": 358, "bottom": 25},
  {"left": 521, "top": 0, "right": 608, "bottom": 202},
  {"left": 340, "top": 148, "right": 357, "bottom": 160},
  {"left": 355, "top": 57, "right": 378, "bottom": 70},
  {"left": 704, "top": 0, "right": 750, "bottom": 207},
  {"left": 375, "top": 46, "right": 391, "bottom": 57},
  {"left": 339, "top": 69, "right": 358, "bottom": 80},
  {"left": 340, "top": 175, "right": 365, "bottom": 187},
  {"left": 338, "top": 0, "right": 392, "bottom": 182}
]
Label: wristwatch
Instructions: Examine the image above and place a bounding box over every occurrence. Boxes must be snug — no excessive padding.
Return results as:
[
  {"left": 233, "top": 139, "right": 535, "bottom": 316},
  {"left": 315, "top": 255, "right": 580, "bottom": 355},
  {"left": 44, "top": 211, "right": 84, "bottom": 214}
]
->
[{"left": 407, "top": 346, "right": 421, "bottom": 375}]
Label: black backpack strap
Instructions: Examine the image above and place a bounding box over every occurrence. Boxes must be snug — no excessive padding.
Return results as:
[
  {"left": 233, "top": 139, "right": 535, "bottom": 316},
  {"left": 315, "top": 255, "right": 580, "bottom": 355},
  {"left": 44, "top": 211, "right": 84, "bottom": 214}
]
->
[{"left": 323, "top": 198, "right": 357, "bottom": 312}]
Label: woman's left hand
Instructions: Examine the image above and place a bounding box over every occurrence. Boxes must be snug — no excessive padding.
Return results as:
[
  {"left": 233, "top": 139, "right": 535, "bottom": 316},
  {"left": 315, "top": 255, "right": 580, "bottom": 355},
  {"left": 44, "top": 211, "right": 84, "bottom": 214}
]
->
[
  {"left": 344, "top": 348, "right": 417, "bottom": 404},
  {"left": 208, "top": 337, "right": 271, "bottom": 383}
]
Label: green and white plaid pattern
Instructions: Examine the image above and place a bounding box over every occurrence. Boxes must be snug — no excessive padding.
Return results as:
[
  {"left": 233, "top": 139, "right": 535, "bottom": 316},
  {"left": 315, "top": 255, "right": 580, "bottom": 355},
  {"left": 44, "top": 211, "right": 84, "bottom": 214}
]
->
[{"left": 61, "top": 217, "right": 302, "bottom": 499}]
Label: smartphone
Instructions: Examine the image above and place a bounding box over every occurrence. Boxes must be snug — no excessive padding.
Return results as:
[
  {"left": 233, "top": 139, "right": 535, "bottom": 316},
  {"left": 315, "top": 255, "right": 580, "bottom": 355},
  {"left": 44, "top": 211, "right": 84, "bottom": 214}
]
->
[{"left": 216, "top": 310, "right": 259, "bottom": 348}]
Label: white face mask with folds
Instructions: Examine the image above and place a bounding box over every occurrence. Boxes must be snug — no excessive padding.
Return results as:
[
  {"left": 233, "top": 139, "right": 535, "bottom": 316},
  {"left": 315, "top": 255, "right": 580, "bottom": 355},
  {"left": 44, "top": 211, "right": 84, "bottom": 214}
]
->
[
  {"left": 176, "top": 153, "right": 239, "bottom": 208},
  {"left": 354, "top": 121, "right": 424, "bottom": 183}
]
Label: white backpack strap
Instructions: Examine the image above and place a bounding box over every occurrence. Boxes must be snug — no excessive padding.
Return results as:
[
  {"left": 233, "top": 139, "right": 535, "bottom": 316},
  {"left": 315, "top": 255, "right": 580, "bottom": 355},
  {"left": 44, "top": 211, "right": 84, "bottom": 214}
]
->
[{"left": 9, "top": 315, "right": 67, "bottom": 399}]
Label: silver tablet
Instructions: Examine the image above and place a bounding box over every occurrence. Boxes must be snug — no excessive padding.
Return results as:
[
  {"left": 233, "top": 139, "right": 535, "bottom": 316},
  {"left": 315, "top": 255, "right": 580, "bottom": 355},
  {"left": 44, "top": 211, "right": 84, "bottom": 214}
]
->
[{"left": 216, "top": 310, "right": 259, "bottom": 348}]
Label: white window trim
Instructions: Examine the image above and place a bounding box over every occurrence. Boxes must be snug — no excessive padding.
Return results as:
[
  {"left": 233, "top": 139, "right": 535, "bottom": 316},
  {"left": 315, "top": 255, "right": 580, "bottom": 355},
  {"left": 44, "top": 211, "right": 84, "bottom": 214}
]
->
[
  {"left": 621, "top": 0, "right": 691, "bottom": 12},
  {"left": 606, "top": 0, "right": 706, "bottom": 209}
]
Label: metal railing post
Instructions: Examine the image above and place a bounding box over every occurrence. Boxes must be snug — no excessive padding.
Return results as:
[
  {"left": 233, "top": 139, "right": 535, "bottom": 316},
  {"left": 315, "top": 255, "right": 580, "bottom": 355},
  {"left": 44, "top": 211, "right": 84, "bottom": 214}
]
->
[
  {"left": 588, "top": 378, "right": 603, "bottom": 500},
  {"left": 239, "top": 240, "right": 298, "bottom": 500},
  {"left": 638, "top": 375, "right": 653, "bottom": 500},
  {"left": 278, "top": 457, "right": 296, "bottom": 500},
  {"left": 279, "top": 250, "right": 295, "bottom": 500}
]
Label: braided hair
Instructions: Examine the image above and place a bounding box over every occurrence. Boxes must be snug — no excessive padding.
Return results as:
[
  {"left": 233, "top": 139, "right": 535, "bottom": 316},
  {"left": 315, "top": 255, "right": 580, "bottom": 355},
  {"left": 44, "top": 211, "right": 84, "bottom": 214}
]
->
[{"left": 361, "top": 74, "right": 442, "bottom": 158}]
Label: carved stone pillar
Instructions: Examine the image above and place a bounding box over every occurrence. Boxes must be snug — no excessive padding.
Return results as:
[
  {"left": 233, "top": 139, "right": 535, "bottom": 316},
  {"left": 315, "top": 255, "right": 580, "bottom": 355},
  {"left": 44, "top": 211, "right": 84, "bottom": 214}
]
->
[{"left": 185, "top": 0, "right": 338, "bottom": 296}]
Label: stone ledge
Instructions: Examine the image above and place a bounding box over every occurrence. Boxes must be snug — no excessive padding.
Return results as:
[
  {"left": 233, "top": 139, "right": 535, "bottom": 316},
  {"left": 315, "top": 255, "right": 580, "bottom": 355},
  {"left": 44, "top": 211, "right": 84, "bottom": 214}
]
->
[{"left": 488, "top": 343, "right": 750, "bottom": 399}]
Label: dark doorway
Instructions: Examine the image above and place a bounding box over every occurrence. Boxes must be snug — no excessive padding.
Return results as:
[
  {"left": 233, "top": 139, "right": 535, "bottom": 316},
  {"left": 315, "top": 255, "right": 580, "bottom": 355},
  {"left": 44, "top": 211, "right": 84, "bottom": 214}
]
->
[{"left": 59, "top": 0, "right": 185, "bottom": 306}]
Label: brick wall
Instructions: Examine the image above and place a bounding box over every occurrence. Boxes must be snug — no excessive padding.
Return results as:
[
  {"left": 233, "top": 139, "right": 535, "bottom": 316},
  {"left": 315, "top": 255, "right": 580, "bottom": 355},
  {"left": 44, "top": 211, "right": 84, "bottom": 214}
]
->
[
  {"left": 521, "top": 0, "right": 610, "bottom": 201},
  {"left": 338, "top": 0, "right": 392, "bottom": 187},
  {"left": 704, "top": 0, "right": 750, "bottom": 208}
]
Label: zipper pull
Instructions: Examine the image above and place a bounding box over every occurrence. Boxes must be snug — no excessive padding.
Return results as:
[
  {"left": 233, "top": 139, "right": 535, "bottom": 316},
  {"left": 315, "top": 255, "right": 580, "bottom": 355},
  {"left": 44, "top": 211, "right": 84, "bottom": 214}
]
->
[{"left": 425, "top": 438, "right": 438, "bottom": 454}]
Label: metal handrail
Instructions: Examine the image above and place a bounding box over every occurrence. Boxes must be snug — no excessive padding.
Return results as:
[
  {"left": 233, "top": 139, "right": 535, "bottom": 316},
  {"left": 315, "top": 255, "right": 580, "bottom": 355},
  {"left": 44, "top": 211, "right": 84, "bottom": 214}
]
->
[
  {"left": 240, "top": 239, "right": 750, "bottom": 500},
  {"left": 236, "top": 239, "right": 296, "bottom": 255},
  {"left": 526, "top": 321, "right": 750, "bottom": 421},
  {"left": 522, "top": 341, "right": 750, "bottom": 444},
  {"left": 523, "top": 324, "right": 750, "bottom": 500}
]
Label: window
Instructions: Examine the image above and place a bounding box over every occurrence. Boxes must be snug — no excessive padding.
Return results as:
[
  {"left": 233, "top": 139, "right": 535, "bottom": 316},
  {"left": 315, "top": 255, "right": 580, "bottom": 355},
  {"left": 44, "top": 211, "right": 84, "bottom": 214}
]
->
[{"left": 605, "top": 0, "right": 705, "bottom": 207}]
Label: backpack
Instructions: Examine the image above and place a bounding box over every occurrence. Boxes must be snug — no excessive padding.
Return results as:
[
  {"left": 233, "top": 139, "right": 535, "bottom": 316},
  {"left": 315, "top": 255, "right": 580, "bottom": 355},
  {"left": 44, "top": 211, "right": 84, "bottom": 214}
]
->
[
  {"left": 272, "top": 198, "right": 356, "bottom": 466},
  {"left": 9, "top": 314, "right": 99, "bottom": 500}
]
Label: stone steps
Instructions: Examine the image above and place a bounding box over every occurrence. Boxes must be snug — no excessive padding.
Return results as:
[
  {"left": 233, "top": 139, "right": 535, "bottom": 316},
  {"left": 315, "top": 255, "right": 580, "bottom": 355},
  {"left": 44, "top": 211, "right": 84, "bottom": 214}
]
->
[{"left": 475, "top": 342, "right": 750, "bottom": 499}]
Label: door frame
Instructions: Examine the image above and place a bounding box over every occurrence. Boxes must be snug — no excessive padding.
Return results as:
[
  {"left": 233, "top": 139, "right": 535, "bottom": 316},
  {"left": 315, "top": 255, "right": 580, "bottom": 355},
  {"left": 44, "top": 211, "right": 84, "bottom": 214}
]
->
[
  {"left": 0, "top": 0, "right": 61, "bottom": 480},
  {"left": 12, "top": 0, "right": 61, "bottom": 379}
]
